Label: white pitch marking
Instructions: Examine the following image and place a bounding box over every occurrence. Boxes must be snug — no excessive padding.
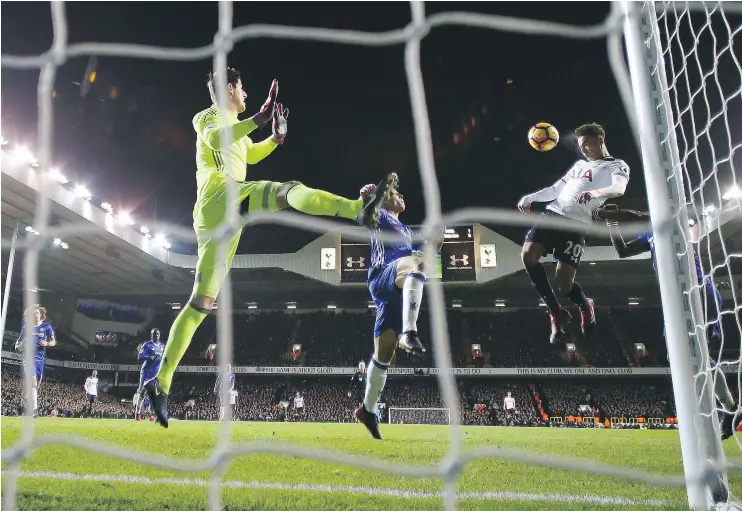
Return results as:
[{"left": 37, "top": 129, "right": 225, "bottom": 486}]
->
[{"left": 8, "top": 471, "right": 668, "bottom": 507}]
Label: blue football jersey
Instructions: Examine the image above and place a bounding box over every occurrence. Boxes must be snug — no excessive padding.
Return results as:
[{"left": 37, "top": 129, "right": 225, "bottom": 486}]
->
[
  {"left": 215, "top": 372, "right": 236, "bottom": 393},
  {"left": 19, "top": 322, "right": 55, "bottom": 361},
  {"left": 138, "top": 341, "right": 164, "bottom": 382},
  {"left": 369, "top": 209, "right": 417, "bottom": 269}
]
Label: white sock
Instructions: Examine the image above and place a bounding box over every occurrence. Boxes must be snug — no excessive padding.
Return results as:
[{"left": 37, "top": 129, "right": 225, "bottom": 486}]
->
[
  {"left": 402, "top": 272, "right": 425, "bottom": 332},
  {"left": 715, "top": 375, "right": 735, "bottom": 412},
  {"left": 363, "top": 357, "right": 388, "bottom": 413},
  {"left": 32, "top": 388, "right": 38, "bottom": 412}
]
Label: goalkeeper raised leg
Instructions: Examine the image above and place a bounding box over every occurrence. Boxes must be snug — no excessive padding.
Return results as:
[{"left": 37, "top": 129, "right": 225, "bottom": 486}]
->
[{"left": 147, "top": 68, "right": 394, "bottom": 427}]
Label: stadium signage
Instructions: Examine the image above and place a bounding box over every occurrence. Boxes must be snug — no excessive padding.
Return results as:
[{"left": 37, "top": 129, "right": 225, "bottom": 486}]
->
[{"left": 0, "top": 352, "right": 728, "bottom": 377}]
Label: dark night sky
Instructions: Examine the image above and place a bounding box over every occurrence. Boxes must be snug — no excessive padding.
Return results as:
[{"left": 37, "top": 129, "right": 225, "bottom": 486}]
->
[{"left": 2, "top": 2, "right": 655, "bottom": 254}]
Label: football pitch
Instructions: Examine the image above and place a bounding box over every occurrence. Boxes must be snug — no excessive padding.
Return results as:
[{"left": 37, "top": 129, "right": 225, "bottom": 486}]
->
[{"left": 1, "top": 418, "right": 739, "bottom": 510}]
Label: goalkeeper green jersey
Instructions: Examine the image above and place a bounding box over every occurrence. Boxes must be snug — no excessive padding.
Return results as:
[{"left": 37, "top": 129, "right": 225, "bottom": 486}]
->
[{"left": 191, "top": 105, "right": 278, "bottom": 192}]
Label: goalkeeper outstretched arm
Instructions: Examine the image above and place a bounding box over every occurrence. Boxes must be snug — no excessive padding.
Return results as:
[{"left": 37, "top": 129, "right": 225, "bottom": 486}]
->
[
  {"left": 196, "top": 78, "right": 278, "bottom": 151},
  {"left": 595, "top": 206, "right": 651, "bottom": 258}
]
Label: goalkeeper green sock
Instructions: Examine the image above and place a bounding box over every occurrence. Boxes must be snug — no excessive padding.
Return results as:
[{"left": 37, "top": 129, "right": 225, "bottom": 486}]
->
[
  {"left": 286, "top": 184, "right": 362, "bottom": 220},
  {"left": 157, "top": 304, "right": 208, "bottom": 394}
]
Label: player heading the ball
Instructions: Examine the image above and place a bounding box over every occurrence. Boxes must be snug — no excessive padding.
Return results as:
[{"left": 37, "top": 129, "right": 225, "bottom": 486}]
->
[
  {"left": 146, "top": 67, "right": 396, "bottom": 428},
  {"left": 517, "top": 123, "right": 629, "bottom": 346}
]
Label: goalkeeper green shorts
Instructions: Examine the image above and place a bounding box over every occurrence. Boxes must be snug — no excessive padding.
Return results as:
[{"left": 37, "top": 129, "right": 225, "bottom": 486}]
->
[{"left": 192, "top": 179, "right": 284, "bottom": 299}]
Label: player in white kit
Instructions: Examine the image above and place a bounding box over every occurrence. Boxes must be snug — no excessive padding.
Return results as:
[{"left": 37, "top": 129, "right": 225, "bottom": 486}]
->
[
  {"left": 83, "top": 370, "right": 98, "bottom": 417},
  {"left": 503, "top": 391, "right": 516, "bottom": 426},
  {"left": 518, "top": 123, "right": 629, "bottom": 345}
]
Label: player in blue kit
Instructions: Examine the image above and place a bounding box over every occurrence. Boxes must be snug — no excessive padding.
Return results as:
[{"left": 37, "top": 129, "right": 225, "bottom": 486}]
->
[
  {"left": 601, "top": 206, "right": 739, "bottom": 439},
  {"left": 14, "top": 306, "right": 56, "bottom": 418},
  {"left": 214, "top": 364, "right": 236, "bottom": 420},
  {"left": 354, "top": 174, "right": 442, "bottom": 439},
  {"left": 136, "top": 328, "right": 164, "bottom": 421}
]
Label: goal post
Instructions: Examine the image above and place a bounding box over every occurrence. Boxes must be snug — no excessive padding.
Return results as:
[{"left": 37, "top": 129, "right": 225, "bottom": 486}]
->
[
  {"left": 388, "top": 407, "right": 451, "bottom": 425},
  {"left": 622, "top": 1, "right": 730, "bottom": 508}
]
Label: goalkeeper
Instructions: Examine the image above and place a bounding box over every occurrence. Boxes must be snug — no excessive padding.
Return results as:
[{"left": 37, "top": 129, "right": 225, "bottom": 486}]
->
[{"left": 147, "top": 68, "right": 395, "bottom": 427}]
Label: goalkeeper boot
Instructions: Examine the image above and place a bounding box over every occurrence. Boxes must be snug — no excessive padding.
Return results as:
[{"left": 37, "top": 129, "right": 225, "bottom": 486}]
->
[
  {"left": 549, "top": 308, "right": 571, "bottom": 346},
  {"left": 357, "top": 173, "right": 399, "bottom": 227},
  {"left": 145, "top": 379, "right": 169, "bottom": 429},
  {"left": 355, "top": 405, "right": 382, "bottom": 439},
  {"left": 580, "top": 298, "right": 597, "bottom": 339},
  {"left": 399, "top": 330, "right": 426, "bottom": 356}
]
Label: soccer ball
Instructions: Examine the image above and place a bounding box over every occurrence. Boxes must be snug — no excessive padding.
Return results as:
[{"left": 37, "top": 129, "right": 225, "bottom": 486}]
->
[{"left": 528, "top": 122, "right": 559, "bottom": 152}]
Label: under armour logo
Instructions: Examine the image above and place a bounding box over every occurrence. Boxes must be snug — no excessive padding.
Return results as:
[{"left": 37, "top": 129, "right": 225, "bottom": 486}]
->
[
  {"left": 449, "top": 254, "right": 469, "bottom": 266},
  {"left": 410, "top": 302, "right": 418, "bottom": 311},
  {"left": 346, "top": 257, "right": 365, "bottom": 268}
]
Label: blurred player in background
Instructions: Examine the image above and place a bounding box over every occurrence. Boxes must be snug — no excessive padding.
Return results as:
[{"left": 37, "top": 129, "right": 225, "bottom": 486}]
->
[
  {"left": 137, "top": 328, "right": 164, "bottom": 421},
  {"left": 518, "top": 123, "right": 630, "bottom": 346},
  {"left": 14, "top": 306, "right": 55, "bottom": 418},
  {"left": 348, "top": 361, "right": 366, "bottom": 406},
  {"left": 83, "top": 370, "right": 98, "bottom": 417},
  {"left": 149, "top": 67, "right": 396, "bottom": 427},
  {"left": 602, "top": 205, "right": 739, "bottom": 440},
  {"left": 503, "top": 391, "right": 516, "bottom": 426},
  {"left": 214, "top": 363, "right": 236, "bottom": 421},
  {"left": 354, "top": 176, "right": 442, "bottom": 439},
  {"left": 293, "top": 392, "right": 305, "bottom": 418}
]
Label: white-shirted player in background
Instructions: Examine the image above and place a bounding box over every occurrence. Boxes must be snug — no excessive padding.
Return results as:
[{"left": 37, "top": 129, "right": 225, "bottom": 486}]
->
[
  {"left": 83, "top": 370, "right": 98, "bottom": 417},
  {"left": 503, "top": 391, "right": 516, "bottom": 426},
  {"left": 294, "top": 392, "right": 305, "bottom": 418},
  {"left": 518, "top": 123, "right": 629, "bottom": 345}
]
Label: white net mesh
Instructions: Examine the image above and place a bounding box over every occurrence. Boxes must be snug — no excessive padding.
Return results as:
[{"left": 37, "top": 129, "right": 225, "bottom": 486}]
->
[
  {"left": 2, "top": 1, "right": 742, "bottom": 510},
  {"left": 389, "top": 407, "right": 451, "bottom": 425},
  {"left": 641, "top": 1, "right": 742, "bottom": 507}
]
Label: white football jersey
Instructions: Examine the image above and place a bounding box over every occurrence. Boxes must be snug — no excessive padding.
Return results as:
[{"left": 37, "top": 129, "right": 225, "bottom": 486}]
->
[
  {"left": 504, "top": 397, "right": 516, "bottom": 410},
  {"left": 547, "top": 158, "right": 630, "bottom": 224},
  {"left": 294, "top": 396, "right": 304, "bottom": 408},
  {"left": 84, "top": 377, "right": 98, "bottom": 396}
]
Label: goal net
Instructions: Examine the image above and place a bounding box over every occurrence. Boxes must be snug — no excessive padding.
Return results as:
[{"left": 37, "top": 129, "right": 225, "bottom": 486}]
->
[
  {"left": 624, "top": 2, "right": 742, "bottom": 508},
  {"left": 1, "top": 1, "right": 741, "bottom": 511},
  {"left": 389, "top": 407, "right": 451, "bottom": 425}
]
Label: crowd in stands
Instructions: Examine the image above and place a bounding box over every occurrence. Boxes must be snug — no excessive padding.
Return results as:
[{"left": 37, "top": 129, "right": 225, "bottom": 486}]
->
[
  {"left": 4, "top": 307, "right": 741, "bottom": 377},
  {"left": 1, "top": 366, "right": 129, "bottom": 419},
  {"left": 1, "top": 362, "right": 692, "bottom": 428}
]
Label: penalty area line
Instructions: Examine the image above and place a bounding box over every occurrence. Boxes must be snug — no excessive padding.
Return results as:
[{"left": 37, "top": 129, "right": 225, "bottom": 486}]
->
[{"left": 5, "top": 470, "right": 668, "bottom": 507}]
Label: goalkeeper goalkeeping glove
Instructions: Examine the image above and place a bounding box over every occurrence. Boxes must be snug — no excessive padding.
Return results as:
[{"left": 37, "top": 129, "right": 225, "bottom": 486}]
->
[
  {"left": 272, "top": 103, "right": 289, "bottom": 145},
  {"left": 250, "top": 79, "right": 279, "bottom": 127}
]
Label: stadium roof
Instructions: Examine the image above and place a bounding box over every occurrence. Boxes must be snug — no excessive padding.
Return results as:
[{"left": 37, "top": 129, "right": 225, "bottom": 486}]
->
[{"left": 2, "top": 148, "right": 740, "bottom": 310}]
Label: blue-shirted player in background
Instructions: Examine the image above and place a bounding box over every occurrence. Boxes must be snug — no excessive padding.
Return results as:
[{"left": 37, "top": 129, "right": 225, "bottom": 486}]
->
[
  {"left": 214, "top": 363, "right": 236, "bottom": 420},
  {"left": 136, "top": 328, "right": 164, "bottom": 422},
  {"left": 14, "top": 305, "right": 55, "bottom": 418},
  {"left": 601, "top": 206, "right": 739, "bottom": 439},
  {"left": 354, "top": 174, "right": 442, "bottom": 439}
]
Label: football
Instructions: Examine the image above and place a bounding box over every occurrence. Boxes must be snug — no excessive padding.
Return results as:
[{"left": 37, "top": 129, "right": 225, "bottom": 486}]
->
[{"left": 528, "top": 122, "right": 559, "bottom": 152}]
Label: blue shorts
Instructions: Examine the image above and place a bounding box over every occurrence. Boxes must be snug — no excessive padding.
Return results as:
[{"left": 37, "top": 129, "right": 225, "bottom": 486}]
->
[
  {"left": 24, "top": 358, "right": 45, "bottom": 382},
  {"left": 87, "top": 393, "right": 97, "bottom": 403},
  {"left": 369, "top": 262, "right": 402, "bottom": 338},
  {"left": 140, "top": 368, "right": 157, "bottom": 389}
]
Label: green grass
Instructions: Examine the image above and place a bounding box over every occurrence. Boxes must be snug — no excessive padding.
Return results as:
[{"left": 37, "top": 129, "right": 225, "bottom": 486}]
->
[{"left": 1, "top": 417, "right": 738, "bottom": 510}]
